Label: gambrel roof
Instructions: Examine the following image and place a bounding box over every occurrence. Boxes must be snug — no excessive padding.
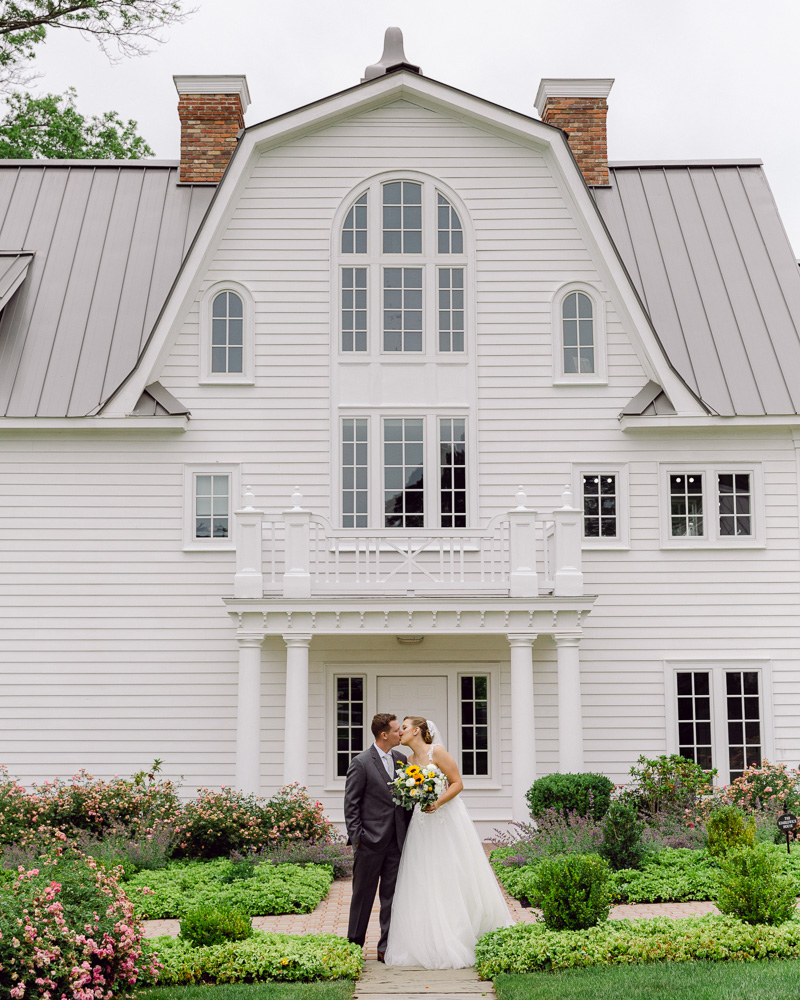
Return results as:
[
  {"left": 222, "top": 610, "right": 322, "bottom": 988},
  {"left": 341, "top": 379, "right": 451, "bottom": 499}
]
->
[
  {"left": 595, "top": 162, "right": 800, "bottom": 416},
  {"left": 0, "top": 162, "right": 213, "bottom": 417},
  {"left": 0, "top": 73, "right": 799, "bottom": 419}
]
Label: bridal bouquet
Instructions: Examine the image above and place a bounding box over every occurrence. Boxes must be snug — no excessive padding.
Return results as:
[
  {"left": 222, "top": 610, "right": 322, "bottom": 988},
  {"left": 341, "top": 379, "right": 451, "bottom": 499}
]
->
[{"left": 389, "top": 760, "right": 444, "bottom": 811}]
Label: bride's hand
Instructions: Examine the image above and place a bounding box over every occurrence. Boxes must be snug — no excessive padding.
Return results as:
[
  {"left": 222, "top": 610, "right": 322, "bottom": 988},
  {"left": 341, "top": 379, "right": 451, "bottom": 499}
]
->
[{"left": 423, "top": 800, "right": 440, "bottom": 813}]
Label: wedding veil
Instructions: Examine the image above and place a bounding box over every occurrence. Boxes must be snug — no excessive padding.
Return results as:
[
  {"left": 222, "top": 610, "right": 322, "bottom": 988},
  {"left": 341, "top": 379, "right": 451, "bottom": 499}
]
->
[{"left": 426, "top": 719, "right": 444, "bottom": 748}]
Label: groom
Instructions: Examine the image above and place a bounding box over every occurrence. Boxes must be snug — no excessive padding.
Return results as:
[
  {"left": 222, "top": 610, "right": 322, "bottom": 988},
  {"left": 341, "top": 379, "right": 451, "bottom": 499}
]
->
[{"left": 344, "top": 712, "right": 411, "bottom": 962}]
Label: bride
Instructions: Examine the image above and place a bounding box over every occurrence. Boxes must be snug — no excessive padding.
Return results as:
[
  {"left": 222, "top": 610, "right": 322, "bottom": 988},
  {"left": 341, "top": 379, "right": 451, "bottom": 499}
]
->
[{"left": 384, "top": 717, "right": 513, "bottom": 969}]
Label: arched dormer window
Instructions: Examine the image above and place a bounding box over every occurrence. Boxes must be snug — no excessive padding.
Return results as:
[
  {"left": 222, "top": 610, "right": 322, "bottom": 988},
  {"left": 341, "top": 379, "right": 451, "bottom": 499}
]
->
[
  {"left": 199, "top": 281, "right": 254, "bottom": 385},
  {"left": 552, "top": 283, "right": 607, "bottom": 384},
  {"left": 337, "top": 175, "right": 469, "bottom": 356}
]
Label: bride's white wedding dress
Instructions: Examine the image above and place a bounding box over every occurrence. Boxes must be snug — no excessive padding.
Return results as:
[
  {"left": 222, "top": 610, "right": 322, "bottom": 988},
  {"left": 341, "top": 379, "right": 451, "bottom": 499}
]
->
[{"left": 384, "top": 745, "right": 514, "bottom": 969}]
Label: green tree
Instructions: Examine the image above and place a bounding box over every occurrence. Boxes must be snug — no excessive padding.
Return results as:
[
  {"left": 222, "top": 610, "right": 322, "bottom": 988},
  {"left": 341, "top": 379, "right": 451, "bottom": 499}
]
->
[
  {"left": 0, "top": 87, "right": 153, "bottom": 158},
  {"left": 0, "top": 1, "right": 189, "bottom": 87}
]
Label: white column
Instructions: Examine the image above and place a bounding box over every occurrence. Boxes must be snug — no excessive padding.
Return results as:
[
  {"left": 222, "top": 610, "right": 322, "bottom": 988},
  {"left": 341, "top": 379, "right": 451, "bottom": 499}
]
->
[
  {"left": 555, "top": 632, "right": 585, "bottom": 772},
  {"left": 283, "top": 634, "right": 312, "bottom": 786},
  {"left": 235, "top": 632, "right": 264, "bottom": 795},
  {"left": 507, "top": 634, "right": 537, "bottom": 822}
]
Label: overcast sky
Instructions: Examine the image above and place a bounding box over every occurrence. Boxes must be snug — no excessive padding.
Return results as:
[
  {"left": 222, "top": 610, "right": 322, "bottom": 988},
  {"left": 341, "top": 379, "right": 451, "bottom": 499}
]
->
[{"left": 30, "top": 0, "right": 800, "bottom": 253}]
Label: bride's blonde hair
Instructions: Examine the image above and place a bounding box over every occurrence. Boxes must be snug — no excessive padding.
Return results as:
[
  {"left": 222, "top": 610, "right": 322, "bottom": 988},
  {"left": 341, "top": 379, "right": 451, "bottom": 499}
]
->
[{"left": 404, "top": 716, "right": 433, "bottom": 744}]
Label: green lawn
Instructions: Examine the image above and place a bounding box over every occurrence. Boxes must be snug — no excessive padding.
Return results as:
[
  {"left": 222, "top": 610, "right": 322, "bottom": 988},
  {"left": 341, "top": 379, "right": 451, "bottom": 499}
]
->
[
  {"left": 494, "top": 959, "right": 800, "bottom": 1000},
  {"left": 137, "top": 982, "right": 354, "bottom": 1000}
]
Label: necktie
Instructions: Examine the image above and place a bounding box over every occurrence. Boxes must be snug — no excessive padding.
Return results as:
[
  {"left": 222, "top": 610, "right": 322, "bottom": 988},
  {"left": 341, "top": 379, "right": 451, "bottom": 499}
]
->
[{"left": 382, "top": 753, "right": 393, "bottom": 778}]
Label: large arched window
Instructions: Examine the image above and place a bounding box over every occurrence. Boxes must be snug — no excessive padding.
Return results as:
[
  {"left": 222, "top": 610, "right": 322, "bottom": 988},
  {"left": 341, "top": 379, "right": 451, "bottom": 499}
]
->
[{"left": 337, "top": 175, "right": 468, "bottom": 356}]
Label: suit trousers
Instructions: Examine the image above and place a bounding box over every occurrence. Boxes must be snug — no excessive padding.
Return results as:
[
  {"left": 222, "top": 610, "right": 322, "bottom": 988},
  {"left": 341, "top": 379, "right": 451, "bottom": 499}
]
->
[{"left": 347, "top": 840, "right": 402, "bottom": 952}]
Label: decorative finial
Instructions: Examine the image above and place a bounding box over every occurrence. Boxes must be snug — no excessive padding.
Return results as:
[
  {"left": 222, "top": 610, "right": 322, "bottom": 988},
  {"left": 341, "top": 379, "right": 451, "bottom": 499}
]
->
[
  {"left": 363, "top": 27, "right": 421, "bottom": 82},
  {"left": 514, "top": 486, "right": 528, "bottom": 510},
  {"left": 561, "top": 485, "right": 575, "bottom": 509},
  {"left": 242, "top": 485, "right": 256, "bottom": 510},
  {"left": 290, "top": 486, "right": 304, "bottom": 510}
]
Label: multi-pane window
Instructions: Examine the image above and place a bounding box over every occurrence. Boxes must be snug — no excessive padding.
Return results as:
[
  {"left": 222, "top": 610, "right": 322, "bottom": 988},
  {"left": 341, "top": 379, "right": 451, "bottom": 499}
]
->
[
  {"left": 383, "top": 181, "right": 422, "bottom": 253},
  {"left": 437, "top": 193, "right": 463, "bottom": 253},
  {"left": 341, "top": 268, "right": 367, "bottom": 352},
  {"left": 676, "top": 671, "right": 713, "bottom": 769},
  {"left": 437, "top": 268, "right": 465, "bottom": 352},
  {"left": 562, "top": 291, "right": 594, "bottom": 374},
  {"left": 727, "top": 671, "right": 761, "bottom": 781},
  {"left": 194, "top": 474, "right": 230, "bottom": 540},
  {"left": 439, "top": 418, "right": 466, "bottom": 527},
  {"left": 342, "top": 418, "right": 368, "bottom": 528},
  {"left": 460, "top": 675, "right": 489, "bottom": 776},
  {"left": 718, "top": 473, "right": 752, "bottom": 537},
  {"left": 582, "top": 473, "right": 617, "bottom": 538},
  {"left": 383, "top": 268, "right": 423, "bottom": 352},
  {"left": 342, "top": 192, "right": 367, "bottom": 254},
  {"left": 384, "top": 418, "right": 424, "bottom": 527},
  {"left": 669, "top": 473, "right": 704, "bottom": 537},
  {"left": 211, "top": 291, "right": 244, "bottom": 374},
  {"left": 336, "top": 676, "right": 365, "bottom": 777}
]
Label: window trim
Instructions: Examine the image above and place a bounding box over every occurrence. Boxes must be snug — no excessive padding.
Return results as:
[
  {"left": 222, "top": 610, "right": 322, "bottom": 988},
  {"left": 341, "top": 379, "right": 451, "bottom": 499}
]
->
[
  {"left": 664, "top": 659, "right": 774, "bottom": 785},
  {"left": 332, "top": 171, "right": 473, "bottom": 361},
  {"left": 572, "top": 465, "right": 630, "bottom": 549},
  {"left": 323, "top": 662, "right": 502, "bottom": 791},
  {"left": 658, "top": 464, "right": 764, "bottom": 548},
  {"left": 182, "top": 463, "right": 240, "bottom": 551},
  {"left": 551, "top": 281, "right": 607, "bottom": 385},
  {"left": 199, "top": 281, "right": 255, "bottom": 385},
  {"left": 335, "top": 411, "right": 473, "bottom": 529}
]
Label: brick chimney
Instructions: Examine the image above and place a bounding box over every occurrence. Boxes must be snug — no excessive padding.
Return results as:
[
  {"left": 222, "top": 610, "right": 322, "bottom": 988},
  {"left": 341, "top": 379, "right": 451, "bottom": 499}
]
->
[
  {"left": 173, "top": 75, "right": 251, "bottom": 184},
  {"left": 534, "top": 79, "right": 614, "bottom": 186}
]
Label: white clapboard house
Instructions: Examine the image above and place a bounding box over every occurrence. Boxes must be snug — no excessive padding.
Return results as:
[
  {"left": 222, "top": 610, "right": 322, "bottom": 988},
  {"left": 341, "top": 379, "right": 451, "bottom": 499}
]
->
[{"left": 2, "top": 30, "right": 800, "bottom": 829}]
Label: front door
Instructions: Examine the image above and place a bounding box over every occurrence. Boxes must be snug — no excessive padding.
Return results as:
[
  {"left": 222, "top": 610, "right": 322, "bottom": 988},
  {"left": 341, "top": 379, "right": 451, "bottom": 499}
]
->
[{"left": 376, "top": 674, "right": 449, "bottom": 750}]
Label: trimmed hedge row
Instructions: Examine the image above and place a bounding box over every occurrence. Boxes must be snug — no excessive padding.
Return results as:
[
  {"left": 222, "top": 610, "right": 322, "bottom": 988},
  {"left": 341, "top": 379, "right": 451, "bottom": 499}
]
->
[
  {"left": 475, "top": 915, "right": 800, "bottom": 978},
  {"left": 145, "top": 932, "right": 363, "bottom": 984}
]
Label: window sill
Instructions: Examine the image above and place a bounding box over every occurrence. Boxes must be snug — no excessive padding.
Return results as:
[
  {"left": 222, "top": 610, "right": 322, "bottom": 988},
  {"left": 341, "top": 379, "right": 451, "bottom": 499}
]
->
[
  {"left": 183, "top": 542, "right": 236, "bottom": 552},
  {"left": 337, "top": 356, "right": 469, "bottom": 364},
  {"left": 660, "top": 539, "right": 765, "bottom": 550},
  {"left": 198, "top": 377, "right": 255, "bottom": 386},
  {"left": 553, "top": 376, "right": 608, "bottom": 386}
]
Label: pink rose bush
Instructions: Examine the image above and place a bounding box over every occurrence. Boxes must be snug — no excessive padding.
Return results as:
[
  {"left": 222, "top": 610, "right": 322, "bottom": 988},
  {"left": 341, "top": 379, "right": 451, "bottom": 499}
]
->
[{"left": 0, "top": 850, "right": 157, "bottom": 999}]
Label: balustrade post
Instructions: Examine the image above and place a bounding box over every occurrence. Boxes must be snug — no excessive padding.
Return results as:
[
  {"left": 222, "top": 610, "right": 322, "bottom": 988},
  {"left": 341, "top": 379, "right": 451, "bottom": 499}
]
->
[
  {"left": 508, "top": 487, "right": 539, "bottom": 597},
  {"left": 283, "top": 487, "right": 312, "bottom": 598},
  {"left": 552, "top": 486, "right": 584, "bottom": 597},
  {"left": 234, "top": 486, "right": 264, "bottom": 599}
]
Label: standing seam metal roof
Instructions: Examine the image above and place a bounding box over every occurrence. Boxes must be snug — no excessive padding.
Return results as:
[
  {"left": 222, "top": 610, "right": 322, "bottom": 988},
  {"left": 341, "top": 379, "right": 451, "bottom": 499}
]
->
[
  {"left": 594, "top": 163, "right": 800, "bottom": 416},
  {"left": 0, "top": 162, "right": 214, "bottom": 417}
]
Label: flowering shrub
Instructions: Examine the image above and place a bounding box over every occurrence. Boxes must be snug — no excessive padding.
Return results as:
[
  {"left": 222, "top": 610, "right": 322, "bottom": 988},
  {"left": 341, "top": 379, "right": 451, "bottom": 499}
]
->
[
  {"left": 0, "top": 762, "right": 181, "bottom": 845},
  {"left": 260, "top": 784, "right": 338, "bottom": 847},
  {"left": 75, "top": 820, "right": 176, "bottom": 875},
  {"left": 234, "top": 840, "right": 354, "bottom": 879},
  {"left": 0, "top": 849, "right": 158, "bottom": 999},
  {"left": 718, "top": 760, "right": 800, "bottom": 815},
  {"left": 491, "top": 808, "right": 605, "bottom": 864},
  {"left": 172, "top": 787, "right": 262, "bottom": 858},
  {"left": 627, "top": 754, "right": 716, "bottom": 818}
]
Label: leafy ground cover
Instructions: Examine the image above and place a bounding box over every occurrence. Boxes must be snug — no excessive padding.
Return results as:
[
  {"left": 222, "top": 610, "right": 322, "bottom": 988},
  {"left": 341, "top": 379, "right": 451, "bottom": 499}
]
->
[
  {"left": 138, "top": 982, "right": 354, "bottom": 1000},
  {"left": 128, "top": 859, "right": 333, "bottom": 919},
  {"left": 493, "top": 959, "right": 800, "bottom": 1000},
  {"left": 144, "top": 932, "right": 362, "bottom": 985},
  {"left": 475, "top": 915, "right": 800, "bottom": 978},
  {"left": 492, "top": 845, "right": 800, "bottom": 905}
]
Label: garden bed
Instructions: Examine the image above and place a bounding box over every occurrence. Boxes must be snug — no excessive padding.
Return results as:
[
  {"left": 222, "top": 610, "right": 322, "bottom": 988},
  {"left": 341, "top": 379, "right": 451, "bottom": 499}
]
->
[{"left": 475, "top": 914, "right": 800, "bottom": 977}]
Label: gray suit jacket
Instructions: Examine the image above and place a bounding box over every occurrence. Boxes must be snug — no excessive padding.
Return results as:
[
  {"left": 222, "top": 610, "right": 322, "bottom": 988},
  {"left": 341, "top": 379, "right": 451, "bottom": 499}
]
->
[{"left": 343, "top": 745, "right": 411, "bottom": 852}]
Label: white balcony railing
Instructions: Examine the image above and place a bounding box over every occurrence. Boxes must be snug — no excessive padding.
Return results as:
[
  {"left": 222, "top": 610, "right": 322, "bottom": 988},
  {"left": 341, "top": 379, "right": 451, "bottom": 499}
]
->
[{"left": 233, "top": 487, "right": 583, "bottom": 599}]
